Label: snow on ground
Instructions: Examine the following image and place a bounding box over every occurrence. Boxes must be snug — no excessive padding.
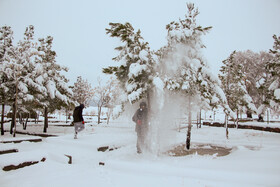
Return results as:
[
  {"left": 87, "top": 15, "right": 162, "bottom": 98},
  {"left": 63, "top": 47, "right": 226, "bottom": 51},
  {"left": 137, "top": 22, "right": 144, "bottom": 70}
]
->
[{"left": 0, "top": 115, "right": 280, "bottom": 187}]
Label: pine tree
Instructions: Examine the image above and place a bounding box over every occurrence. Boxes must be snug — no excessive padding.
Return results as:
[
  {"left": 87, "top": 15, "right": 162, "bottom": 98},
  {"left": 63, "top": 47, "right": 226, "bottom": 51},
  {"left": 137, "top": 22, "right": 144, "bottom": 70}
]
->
[
  {"left": 37, "top": 35, "right": 74, "bottom": 133},
  {"left": 219, "top": 51, "right": 258, "bottom": 127},
  {"left": 266, "top": 35, "right": 280, "bottom": 109},
  {"left": 1, "top": 25, "right": 43, "bottom": 135},
  {"left": 227, "top": 50, "right": 272, "bottom": 118},
  {"left": 7, "top": 25, "right": 43, "bottom": 136},
  {"left": 103, "top": 22, "right": 155, "bottom": 107},
  {"left": 158, "top": 3, "right": 233, "bottom": 148},
  {"left": 1, "top": 26, "right": 74, "bottom": 134},
  {"left": 0, "top": 26, "right": 14, "bottom": 135}
]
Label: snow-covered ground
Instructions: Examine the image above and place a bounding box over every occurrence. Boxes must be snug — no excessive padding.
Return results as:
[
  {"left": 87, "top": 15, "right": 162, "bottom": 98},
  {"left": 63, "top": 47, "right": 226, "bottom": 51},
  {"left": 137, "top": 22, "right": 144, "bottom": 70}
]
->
[{"left": 0, "top": 115, "right": 280, "bottom": 187}]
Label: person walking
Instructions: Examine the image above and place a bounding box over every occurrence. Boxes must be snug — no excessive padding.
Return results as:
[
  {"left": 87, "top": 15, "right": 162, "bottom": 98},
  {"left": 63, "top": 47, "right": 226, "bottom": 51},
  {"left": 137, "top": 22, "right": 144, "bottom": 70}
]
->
[
  {"left": 132, "top": 101, "right": 148, "bottom": 153},
  {"left": 73, "top": 104, "right": 85, "bottom": 139}
]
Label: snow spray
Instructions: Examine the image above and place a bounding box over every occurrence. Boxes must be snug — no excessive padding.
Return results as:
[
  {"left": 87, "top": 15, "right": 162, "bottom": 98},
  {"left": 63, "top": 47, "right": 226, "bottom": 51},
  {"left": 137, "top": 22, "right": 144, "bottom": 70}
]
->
[{"left": 146, "top": 76, "right": 186, "bottom": 155}]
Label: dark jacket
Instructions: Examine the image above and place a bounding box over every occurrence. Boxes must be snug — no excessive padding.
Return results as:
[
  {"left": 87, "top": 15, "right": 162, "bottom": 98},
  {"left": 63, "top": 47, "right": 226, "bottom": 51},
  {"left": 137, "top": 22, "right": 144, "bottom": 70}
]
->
[
  {"left": 73, "top": 105, "right": 84, "bottom": 122},
  {"left": 132, "top": 108, "right": 148, "bottom": 133}
]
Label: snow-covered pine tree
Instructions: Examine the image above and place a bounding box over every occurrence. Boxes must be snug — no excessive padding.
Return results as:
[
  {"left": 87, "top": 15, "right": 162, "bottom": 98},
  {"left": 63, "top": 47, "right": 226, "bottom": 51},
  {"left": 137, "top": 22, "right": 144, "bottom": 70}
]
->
[
  {"left": 255, "top": 51, "right": 274, "bottom": 109},
  {"left": 158, "top": 3, "right": 233, "bottom": 148},
  {"left": 37, "top": 36, "right": 74, "bottom": 133},
  {"left": 266, "top": 35, "right": 280, "bottom": 111},
  {"left": 103, "top": 22, "right": 155, "bottom": 109},
  {"left": 72, "top": 76, "right": 94, "bottom": 107},
  {"left": 16, "top": 27, "right": 49, "bottom": 130},
  {"left": 226, "top": 50, "right": 272, "bottom": 118},
  {"left": 219, "top": 51, "right": 257, "bottom": 127},
  {"left": 0, "top": 26, "right": 14, "bottom": 135},
  {"left": 7, "top": 25, "right": 45, "bottom": 136}
]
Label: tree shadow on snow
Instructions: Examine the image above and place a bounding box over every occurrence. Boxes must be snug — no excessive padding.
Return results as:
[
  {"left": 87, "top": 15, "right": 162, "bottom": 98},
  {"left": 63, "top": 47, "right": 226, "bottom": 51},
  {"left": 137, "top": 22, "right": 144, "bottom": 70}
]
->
[{"left": 167, "top": 143, "right": 232, "bottom": 157}]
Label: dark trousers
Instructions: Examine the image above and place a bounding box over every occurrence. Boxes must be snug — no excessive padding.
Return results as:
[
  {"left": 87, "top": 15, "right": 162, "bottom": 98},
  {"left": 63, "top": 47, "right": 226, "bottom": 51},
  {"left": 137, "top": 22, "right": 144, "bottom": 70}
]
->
[{"left": 136, "top": 127, "right": 147, "bottom": 152}]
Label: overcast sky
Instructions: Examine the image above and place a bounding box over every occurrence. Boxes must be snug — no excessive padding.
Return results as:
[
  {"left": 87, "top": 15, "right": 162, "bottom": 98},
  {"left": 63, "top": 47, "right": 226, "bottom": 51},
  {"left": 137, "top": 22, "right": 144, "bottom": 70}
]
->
[{"left": 1, "top": 0, "right": 280, "bottom": 86}]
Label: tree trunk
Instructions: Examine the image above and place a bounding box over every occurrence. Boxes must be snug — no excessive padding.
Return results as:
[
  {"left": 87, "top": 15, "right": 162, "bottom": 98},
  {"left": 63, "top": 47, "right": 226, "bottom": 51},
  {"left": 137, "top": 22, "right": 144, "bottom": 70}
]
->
[
  {"left": 186, "top": 97, "right": 192, "bottom": 150},
  {"left": 106, "top": 108, "right": 112, "bottom": 124},
  {"left": 65, "top": 109, "right": 68, "bottom": 123},
  {"left": 97, "top": 105, "right": 102, "bottom": 124},
  {"left": 225, "top": 114, "right": 229, "bottom": 139},
  {"left": 107, "top": 115, "right": 110, "bottom": 124},
  {"left": 246, "top": 110, "right": 252, "bottom": 118},
  {"left": 236, "top": 110, "right": 239, "bottom": 129},
  {"left": 267, "top": 109, "right": 269, "bottom": 124},
  {"left": 43, "top": 107, "right": 48, "bottom": 133},
  {"left": 196, "top": 112, "right": 199, "bottom": 128},
  {"left": 13, "top": 82, "right": 18, "bottom": 138},
  {"left": 19, "top": 112, "right": 23, "bottom": 126},
  {"left": 34, "top": 111, "right": 37, "bottom": 124},
  {"left": 23, "top": 113, "right": 29, "bottom": 130},
  {"left": 1, "top": 103, "right": 5, "bottom": 135},
  {"left": 199, "top": 109, "right": 202, "bottom": 128},
  {"left": 10, "top": 102, "right": 16, "bottom": 135},
  {"left": 35, "top": 111, "right": 39, "bottom": 124}
]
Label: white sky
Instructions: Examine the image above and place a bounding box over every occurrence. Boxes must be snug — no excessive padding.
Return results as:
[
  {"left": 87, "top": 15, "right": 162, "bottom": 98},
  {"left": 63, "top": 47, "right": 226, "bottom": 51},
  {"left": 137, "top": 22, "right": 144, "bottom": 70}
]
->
[{"left": 1, "top": 0, "right": 280, "bottom": 86}]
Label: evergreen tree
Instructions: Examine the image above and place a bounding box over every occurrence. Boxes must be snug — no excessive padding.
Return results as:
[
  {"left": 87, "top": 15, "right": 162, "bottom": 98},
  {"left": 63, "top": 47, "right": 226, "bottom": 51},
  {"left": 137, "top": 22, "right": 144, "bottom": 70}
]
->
[
  {"left": 229, "top": 50, "right": 273, "bottom": 117},
  {"left": 1, "top": 25, "right": 74, "bottom": 134},
  {"left": 219, "top": 51, "right": 257, "bottom": 127},
  {"left": 0, "top": 26, "right": 14, "bottom": 135},
  {"left": 37, "top": 36, "right": 74, "bottom": 132},
  {"left": 266, "top": 35, "right": 280, "bottom": 109},
  {"left": 159, "top": 3, "right": 233, "bottom": 148},
  {"left": 7, "top": 25, "right": 43, "bottom": 136},
  {"left": 103, "top": 22, "right": 155, "bottom": 107}
]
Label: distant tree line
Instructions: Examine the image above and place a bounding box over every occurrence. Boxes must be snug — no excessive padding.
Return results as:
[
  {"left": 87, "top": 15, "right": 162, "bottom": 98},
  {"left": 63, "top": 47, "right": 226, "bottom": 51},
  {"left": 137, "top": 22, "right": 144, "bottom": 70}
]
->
[
  {"left": 0, "top": 25, "right": 129, "bottom": 137},
  {"left": 219, "top": 35, "right": 280, "bottom": 125}
]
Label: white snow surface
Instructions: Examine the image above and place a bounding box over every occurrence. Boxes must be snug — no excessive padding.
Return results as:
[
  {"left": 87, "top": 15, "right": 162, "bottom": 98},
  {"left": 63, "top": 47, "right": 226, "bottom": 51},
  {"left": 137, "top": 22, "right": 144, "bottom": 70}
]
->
[
  {"left": 128, "top": 63, "right": 148, "bottom": 78},
  {"left": 0, "top": 115, "right": 280, "bottom": 187},
  {"left": 274, "top": 89, "right": 280, "bottom": 100}
]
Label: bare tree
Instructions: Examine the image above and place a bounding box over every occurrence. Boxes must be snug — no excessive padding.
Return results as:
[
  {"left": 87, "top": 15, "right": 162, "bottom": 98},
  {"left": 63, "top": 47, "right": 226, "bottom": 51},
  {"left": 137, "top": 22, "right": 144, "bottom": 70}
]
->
[
  {"left": 93, "top": 77, "right": 118, "bottom": 124},
  {"left": 72, "top": 76, "right": 94, "bottom": 107}
]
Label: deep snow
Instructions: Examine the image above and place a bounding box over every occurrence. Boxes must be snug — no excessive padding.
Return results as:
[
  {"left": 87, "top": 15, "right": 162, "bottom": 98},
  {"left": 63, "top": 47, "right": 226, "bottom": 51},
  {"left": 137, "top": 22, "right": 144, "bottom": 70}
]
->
[{"left": 0, "top": 114, "right": 280, "bottom": 187}]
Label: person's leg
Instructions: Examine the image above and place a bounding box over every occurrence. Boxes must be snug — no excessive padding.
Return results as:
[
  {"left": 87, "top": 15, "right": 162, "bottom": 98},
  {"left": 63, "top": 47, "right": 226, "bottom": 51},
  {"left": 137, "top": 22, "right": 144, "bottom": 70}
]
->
[
  {"left": 79, "top": 124, "right": 85, "bottom": 132},
  {"left": 74, "top": 123, "right": 78, "bottom": 139},
  {"left": 77, "top": 122, "right": 85, "bottom": 132},
  {"left": 137, "top": 129, "right": 145, "bottom": 153},
  {"left": 136, "top": 131, "right": 142, "bottom": 153}
]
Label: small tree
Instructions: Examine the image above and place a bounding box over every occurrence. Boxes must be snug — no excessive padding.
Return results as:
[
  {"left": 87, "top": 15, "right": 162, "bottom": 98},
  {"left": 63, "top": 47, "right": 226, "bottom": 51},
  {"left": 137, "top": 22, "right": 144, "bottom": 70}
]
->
[
  {"left": 72, "top": 76, "right": 94, "bottom": 107},
  {"left": 8, "top": 25, "right": 43, "bottom": 136},
  {"left": 219, "top": 51, "right": 257, "bottom": 127},
  {"left": 93, "top": 77, "right": 118, "bottom": 124},
  {"left": 225, "top": 50, "right": 273, "bottom": 118},
  {"left": 266, "top": 35, "right": 280, "bottom": 110},
  {"left": 37, "top": 35, "right": 74, "bottom": 133},
  {"left": 104, "top": 22, "right": 155, "bottom": 110},
  {"left": 159, "top": 3, "right": 233, "bottom": 148},
  {"left": 105, "top": 79, "right": 123, "bottom": 124},
  {"left": 0, "top": 26, "right": 14, "bottom": 135}
]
